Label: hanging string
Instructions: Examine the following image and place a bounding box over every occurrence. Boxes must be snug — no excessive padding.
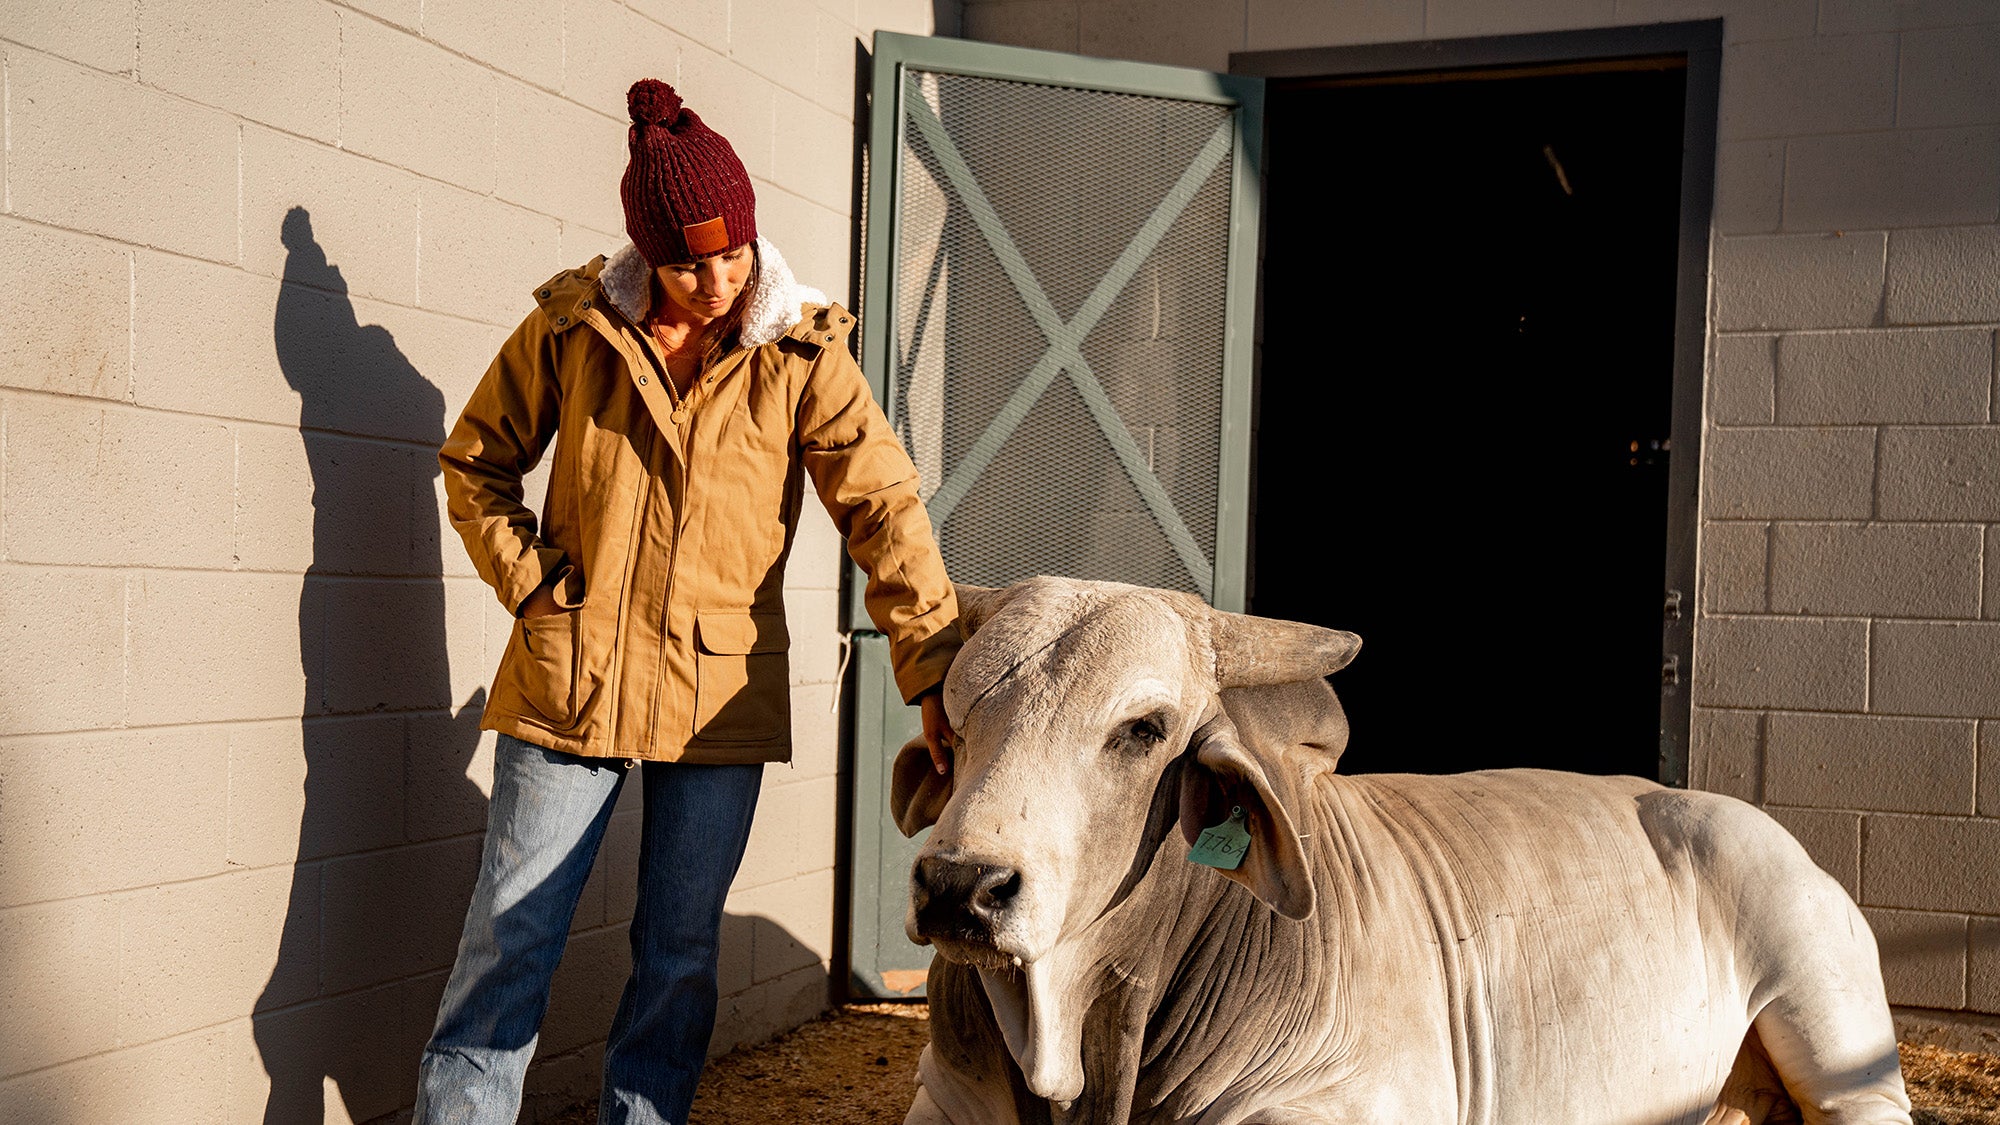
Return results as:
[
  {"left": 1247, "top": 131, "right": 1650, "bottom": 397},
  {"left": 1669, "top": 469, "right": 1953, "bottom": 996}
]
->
[{"left": 830, "top": 633, "right": 854, "bottom": 713}]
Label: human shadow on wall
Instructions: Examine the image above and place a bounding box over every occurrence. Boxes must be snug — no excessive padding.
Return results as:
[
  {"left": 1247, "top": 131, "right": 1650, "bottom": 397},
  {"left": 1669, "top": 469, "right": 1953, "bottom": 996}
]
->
[{"left": 255, "top": 207, "right": 490, "bottom": 1124}]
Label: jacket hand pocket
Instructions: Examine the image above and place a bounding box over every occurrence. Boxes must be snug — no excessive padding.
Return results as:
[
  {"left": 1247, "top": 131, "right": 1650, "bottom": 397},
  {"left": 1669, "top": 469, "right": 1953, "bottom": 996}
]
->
[
  {"left": 508, "top": 608, "right": 583, "bottom": 726},
  {"left": 694, "top": 612, "right": 790, "bottom": 743}
]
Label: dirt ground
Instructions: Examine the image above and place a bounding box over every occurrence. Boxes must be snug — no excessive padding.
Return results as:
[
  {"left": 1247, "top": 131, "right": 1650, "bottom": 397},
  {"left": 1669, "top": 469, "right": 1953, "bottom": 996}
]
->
[
  {"left": 547, "top": 1003, "right": 928, "bottom": 1125},
  {"left": 545, "top": 1002, "right": 2000, "bottom": 1123},
  {"left": 1905, "top": 1043, "right": 2000, "bottom": 1124}
]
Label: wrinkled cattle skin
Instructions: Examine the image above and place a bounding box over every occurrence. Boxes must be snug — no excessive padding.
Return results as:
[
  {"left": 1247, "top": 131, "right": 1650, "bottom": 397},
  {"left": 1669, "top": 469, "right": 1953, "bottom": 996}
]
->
[{"left": 890, "top": 577, "right": 1911, "bottom": 1125}]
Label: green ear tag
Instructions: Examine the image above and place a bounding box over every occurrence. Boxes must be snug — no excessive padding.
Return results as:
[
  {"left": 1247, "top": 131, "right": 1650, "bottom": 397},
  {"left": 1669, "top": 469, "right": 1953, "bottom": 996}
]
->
[{"left": 1188, "top": 806, "right": 1250, "bottom": 871}]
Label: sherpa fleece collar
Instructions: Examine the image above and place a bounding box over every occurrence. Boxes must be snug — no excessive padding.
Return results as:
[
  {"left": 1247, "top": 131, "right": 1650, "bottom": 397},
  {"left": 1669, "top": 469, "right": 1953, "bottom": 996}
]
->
[{"left": 598, "top": 235, "right": 829, "bottom": 349}]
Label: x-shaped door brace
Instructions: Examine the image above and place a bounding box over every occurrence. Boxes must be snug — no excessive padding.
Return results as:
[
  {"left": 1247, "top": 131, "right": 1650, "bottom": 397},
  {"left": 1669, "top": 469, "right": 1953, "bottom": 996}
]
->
[{"left": 902, "top": 82, "right": 1232, "bottom": 600}]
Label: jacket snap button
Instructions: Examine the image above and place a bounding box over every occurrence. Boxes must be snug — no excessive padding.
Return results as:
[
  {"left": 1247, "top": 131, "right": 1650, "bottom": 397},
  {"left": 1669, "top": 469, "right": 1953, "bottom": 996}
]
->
[
  {"left": 556, "top": 315, "right": 568, "bottom": 325},
  {"left": 639, "top": 375, "right": 648, "bottom": 385},
  {"left": 539, "top": 289, "right": 551, "bottom": 299},
  {"left": 581, "top": 299, "right": 591, "bottom": 309},
  {"left": 824, "top": 334, "right": 834, "bottom": 342},
  {"left": 839, "top": 316, "right": 850, "bottom": 324}
]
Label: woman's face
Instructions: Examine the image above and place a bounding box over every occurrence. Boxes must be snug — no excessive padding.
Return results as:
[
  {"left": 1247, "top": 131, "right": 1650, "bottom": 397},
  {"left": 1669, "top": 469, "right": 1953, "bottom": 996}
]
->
[{"left": 653, "top": 242, "right": 754, "bottom": 323}]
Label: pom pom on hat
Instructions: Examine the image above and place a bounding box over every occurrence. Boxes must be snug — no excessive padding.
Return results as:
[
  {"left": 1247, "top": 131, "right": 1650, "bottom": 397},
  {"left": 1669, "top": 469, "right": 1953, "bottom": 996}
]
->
[
  {"left": 620, "top": 78, "right": 757, "bottom": 266},
  {"left": 627, "top": 78, "right": 683, "bottom": 130}
]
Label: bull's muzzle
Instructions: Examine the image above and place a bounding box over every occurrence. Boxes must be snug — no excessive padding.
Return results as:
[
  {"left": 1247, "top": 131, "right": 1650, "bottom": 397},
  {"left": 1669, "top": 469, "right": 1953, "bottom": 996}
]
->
[{"left": 912, "top": 855, "right": 1021, "bottom": 944}]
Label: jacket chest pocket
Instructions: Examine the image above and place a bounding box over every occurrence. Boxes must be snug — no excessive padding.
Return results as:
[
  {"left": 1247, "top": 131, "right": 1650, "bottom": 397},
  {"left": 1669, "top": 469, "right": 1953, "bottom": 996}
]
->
[
  {"left": 508, "top": 609, "right": 583, "bottom": 726},
  {"left": 693, "top": 612, "right": 790, "bottom": 743}
]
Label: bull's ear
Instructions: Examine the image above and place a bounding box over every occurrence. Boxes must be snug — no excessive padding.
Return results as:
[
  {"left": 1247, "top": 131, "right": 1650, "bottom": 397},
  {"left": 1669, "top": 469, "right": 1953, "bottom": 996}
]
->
[
  {"left": 1209, "top": 611, "right": 1360, "bottom": 689},
  {"left": 889, "top": 735, "right": 952, "bottom": 837},
  {"left": 952, "top": 583, "right": 1018, "bottom": 641},
  {"left": 1176, "top": 717, "right": 1316, "bottom": 920}
]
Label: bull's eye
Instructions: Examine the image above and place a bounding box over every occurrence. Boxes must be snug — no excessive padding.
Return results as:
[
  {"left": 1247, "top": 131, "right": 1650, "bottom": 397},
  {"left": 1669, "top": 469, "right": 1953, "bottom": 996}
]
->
[{"left": 1107, "top": 711, "right": 1170, "bottom": 753}]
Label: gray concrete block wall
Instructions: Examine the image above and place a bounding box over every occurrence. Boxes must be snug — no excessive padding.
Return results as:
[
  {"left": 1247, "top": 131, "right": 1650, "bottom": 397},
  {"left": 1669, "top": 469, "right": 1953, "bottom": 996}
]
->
[
  {"left": 960, "top": 0, "right": 2000, "bottom": 1018},
  {"left": 0, "top": 0, "right": 946, "bottom": 1119}
]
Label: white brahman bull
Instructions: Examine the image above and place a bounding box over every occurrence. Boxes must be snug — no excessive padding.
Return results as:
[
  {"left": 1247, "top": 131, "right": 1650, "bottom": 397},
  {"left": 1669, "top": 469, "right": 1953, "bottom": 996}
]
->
[{"left": 890, "top": 576, "right": 1910, "bottom": 1125}]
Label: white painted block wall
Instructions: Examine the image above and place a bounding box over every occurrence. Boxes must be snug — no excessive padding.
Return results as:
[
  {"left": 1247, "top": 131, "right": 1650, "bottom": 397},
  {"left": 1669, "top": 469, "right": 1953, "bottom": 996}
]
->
[
  {"left": 960, "top": 0, "right": 2000, "bottom": 1018},
  {"left": 0, "top": 1, "right": 949, "bottom": 1120}
]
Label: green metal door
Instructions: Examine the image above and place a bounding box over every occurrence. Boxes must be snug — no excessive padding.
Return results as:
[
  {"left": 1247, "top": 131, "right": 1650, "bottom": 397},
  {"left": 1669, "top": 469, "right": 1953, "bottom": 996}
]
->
[{"left": 845, "top": 32, "right": 1263, "bottom": 999}]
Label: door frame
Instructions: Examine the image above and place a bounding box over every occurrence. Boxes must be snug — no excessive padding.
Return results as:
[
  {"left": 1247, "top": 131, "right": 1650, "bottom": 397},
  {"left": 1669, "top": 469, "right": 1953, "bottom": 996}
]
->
[
  {"left": 844, "top": 31, "right": 1269, "bottom": 998},
  {"left": 1231, "top": 20, "right": 1720, "bottom": 787}
]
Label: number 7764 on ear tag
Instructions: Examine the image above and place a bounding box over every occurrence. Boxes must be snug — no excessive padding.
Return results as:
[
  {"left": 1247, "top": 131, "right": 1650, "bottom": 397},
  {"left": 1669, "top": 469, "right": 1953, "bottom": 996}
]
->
[{"left": 1188, "top": 806, "right": 1250, "bottom": 871}]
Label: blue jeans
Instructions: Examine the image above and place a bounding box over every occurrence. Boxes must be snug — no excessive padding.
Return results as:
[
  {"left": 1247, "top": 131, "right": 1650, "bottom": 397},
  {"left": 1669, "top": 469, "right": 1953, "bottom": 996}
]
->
[{"left": 415, "top": 734, "right": 764, "bottom": 1125}]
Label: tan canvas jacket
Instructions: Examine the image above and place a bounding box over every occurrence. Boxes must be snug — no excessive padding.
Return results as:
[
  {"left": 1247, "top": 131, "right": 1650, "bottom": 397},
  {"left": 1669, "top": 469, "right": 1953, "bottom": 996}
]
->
[{"left": 440, "top": 238, "right": 960, "bottom": 763}]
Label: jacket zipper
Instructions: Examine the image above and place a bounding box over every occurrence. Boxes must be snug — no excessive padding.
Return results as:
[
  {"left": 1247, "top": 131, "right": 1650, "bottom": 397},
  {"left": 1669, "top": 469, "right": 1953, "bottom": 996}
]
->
[{"left": 638, "top": 335, "right": 687, "bottom": 756}]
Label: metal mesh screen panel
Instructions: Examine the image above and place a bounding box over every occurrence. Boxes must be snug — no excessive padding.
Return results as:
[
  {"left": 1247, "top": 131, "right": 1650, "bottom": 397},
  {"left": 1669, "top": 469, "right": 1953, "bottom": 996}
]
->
[{"left": 891, "top": 69, "right": 1234, "bottom": 600}]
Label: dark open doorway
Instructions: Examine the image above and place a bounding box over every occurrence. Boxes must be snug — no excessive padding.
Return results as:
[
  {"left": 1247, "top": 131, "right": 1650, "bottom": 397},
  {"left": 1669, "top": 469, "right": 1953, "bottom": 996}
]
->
[{"left": 1248, "top": 53, "right": 1694, "bottom": 779}]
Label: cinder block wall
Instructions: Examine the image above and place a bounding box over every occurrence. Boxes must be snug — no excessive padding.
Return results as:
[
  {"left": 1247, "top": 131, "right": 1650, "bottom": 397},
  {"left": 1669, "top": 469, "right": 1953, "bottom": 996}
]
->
[
  {"left": 960, "top": 0, "right": 2000, "bottom": 1017},
  {"left": 0, "top": 1, "right": 949, "bottom": 1120}
]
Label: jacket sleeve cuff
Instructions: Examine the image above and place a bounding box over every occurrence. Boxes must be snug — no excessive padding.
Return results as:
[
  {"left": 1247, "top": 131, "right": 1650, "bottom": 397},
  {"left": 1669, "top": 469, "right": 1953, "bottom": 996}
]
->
[
  {"left": 893, "top": 621, "right": 963, "bottom": 704},
  {"left": 500, "top": 546, "right": 575, "bottom": 616}
]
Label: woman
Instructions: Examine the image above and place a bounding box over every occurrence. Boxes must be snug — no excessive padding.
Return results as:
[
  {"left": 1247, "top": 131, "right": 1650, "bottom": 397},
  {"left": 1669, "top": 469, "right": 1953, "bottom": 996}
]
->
[{"left": 417, "top": 79, "right": 959, "bottom": 1124}]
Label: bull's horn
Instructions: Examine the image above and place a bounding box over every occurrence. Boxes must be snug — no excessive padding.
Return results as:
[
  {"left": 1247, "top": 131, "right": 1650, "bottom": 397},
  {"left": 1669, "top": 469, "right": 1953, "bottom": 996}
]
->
[
  {"left": 952, "top": 583, "right": 1016, "bottom": 640},
  {"left": 1210, "top": 611, "right": 1361, "bottom": 687}
]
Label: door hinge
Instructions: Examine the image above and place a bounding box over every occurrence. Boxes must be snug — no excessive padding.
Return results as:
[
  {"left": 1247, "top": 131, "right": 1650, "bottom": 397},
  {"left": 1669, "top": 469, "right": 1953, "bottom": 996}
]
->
[{"left": 1661, "top": 654, "right": 1682, "bottom": 687}]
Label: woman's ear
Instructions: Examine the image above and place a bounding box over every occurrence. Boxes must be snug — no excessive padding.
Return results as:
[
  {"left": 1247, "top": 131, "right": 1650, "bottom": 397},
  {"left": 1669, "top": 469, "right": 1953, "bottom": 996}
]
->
[{"left": 1175, "top": 716, "right": 1316, "bottom": 920}]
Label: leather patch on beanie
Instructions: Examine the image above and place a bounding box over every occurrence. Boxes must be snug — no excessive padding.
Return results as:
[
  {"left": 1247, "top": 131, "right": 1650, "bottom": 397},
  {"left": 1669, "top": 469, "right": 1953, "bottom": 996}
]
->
[{"left": 683, "top": 216, "right": 729, "bottom": 257}]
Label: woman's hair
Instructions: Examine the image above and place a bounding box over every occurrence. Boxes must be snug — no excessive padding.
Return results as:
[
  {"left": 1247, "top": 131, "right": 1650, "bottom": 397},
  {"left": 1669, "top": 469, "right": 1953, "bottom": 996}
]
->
[{"left": 696, "top": 242, "right": 760, "bottom": 371}]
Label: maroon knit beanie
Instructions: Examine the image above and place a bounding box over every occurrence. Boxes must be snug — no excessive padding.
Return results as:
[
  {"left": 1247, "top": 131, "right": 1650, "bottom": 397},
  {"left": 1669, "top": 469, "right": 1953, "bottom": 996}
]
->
[{"left": 620, "top": 79, "right": 757, "bottom": 266}]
